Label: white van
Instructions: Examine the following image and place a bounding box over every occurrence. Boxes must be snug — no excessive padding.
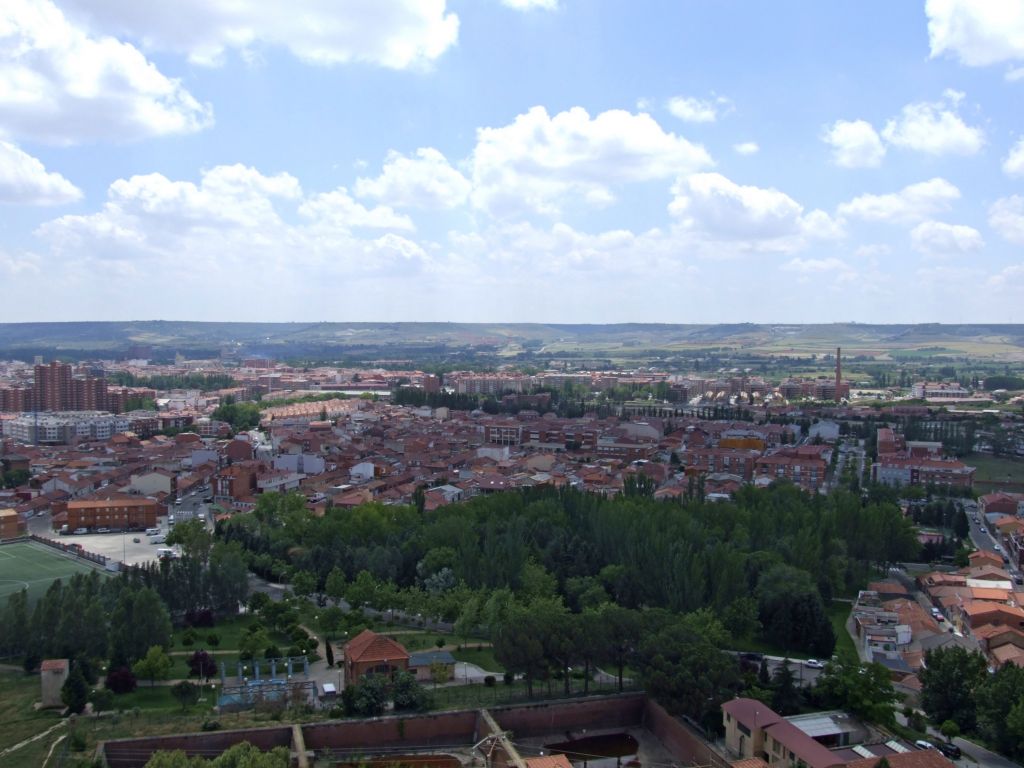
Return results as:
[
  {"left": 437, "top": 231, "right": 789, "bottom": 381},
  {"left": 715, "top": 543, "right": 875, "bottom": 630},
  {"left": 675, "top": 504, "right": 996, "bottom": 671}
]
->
[
  {"left": 150, "top": 534, "right": 166, "bottom": 544},
  {"left": 145, "top": 527, "right": 161, "bottom": 536},
  {"left": 156, "top": 547, "right": 176, "bottom": 558}
]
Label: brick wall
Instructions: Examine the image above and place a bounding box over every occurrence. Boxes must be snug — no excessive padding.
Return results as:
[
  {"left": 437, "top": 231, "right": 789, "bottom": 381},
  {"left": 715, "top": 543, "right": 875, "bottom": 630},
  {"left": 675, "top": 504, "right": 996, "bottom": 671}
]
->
[
  {"left": 643, "top": 700, "right": 730, "bottom": 768},
  {"left": 103, "top": 726, "right": 293, "bottom": 768},
  {"left": 491, "top": 693, "right": 647, "bottom": 737},
  {"left": 303, "top": 709, "right": 479, "bottom": 751}
]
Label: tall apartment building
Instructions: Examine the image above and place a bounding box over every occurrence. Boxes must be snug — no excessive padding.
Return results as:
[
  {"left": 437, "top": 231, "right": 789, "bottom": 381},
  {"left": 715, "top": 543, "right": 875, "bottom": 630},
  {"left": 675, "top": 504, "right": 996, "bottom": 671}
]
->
[{"left": 33, "top": 361, "right": 72, "bottom": 411}]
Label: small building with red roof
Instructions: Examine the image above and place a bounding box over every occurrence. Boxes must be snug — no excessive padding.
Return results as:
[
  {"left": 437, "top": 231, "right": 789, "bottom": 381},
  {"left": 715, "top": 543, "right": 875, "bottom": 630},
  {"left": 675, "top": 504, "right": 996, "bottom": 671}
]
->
[{"left": 343, "top": 629, "right": 410, "bottom": 686}]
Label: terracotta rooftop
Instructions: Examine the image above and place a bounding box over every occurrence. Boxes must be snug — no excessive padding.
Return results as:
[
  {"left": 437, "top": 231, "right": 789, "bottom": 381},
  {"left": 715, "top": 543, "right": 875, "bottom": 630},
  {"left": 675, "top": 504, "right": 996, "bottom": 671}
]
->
[
  {"left": 343, "top": 629, "right": 410, "bottom": 664},
  {"left": 846, "top": 748, "right": 954, "bottom": 768}
]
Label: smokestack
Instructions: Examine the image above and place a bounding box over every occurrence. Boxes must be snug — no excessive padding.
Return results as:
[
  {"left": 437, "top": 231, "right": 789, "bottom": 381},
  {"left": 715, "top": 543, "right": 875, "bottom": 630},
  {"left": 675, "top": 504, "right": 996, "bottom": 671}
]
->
[{"left": 835, "top": 347, "right": 841, "bottom": 390}]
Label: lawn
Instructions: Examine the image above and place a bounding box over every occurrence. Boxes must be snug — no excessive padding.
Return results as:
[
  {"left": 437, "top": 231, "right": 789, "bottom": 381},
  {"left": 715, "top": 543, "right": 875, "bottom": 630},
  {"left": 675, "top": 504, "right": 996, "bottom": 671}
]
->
[
  {"left": 0, "top": 541, "right": 107, "bottom": 606},
  {"left": 170, "top": 615, "right": 259, "bottom": 651},
  {"left": 827, "top": 602, "right": 858, "bottom": 662},
  {"left": 451, "top": 646, "right": 503, "bottom": 672},
  {"left": 967, "top": 454, "right": 1024, "bottom": 492},
  {"left": 0, "top": 670, "right": 65, "bottom": 765},
  {"left": 111, "top": 683, "right": 219, "bottom": 714}
]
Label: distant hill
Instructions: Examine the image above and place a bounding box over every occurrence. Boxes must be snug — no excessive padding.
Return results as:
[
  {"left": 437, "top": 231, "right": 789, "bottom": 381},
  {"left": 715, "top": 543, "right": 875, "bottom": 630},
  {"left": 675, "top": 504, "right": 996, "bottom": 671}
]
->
[{"left": 1, "top": 321, "right": 1023, "bottom": 363}]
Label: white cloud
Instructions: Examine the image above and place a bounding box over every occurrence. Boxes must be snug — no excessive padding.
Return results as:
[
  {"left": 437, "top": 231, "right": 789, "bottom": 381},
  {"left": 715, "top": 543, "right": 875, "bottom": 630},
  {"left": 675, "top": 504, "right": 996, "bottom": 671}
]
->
[
  {"left": 989, "top": 196, "right": 1024, "bottom": 245},
  {"left": 470, "top": 105, "right": 713, "bottom": 216},
  {"left": 39, "top": 165, "right": 305, "bottom": 255},
  {"left": 910, "top": 220, "right": 984, "bottom": 256},
  {"left": 669, "top": 172, "right": 840, "bottom": 249},
  {"left": 822, "top": 119, "right": 886, "bottom": 168},
  {"left": 782, "top": 257, "right": 851, "bottom": 273},
  {"left": 0, "top": 141, "right": 81, "bottom": 204},
  {"left": 1003, "top": 138, "right": 1024, "bottom": 177},
  {"left": 1008, "top": 67, "right": 1024, "bottom": 82},
  {"left": 354, "top": 148, "right": 471, "bottom": 209},
  {"left": 733, "top": 142, "right": 759, "bottom": 155},
  {"left": 299, "top": 188, "right": 414, "bottom": 231},
  {"left": 60, "top": 0, "right": 459, "bottom": 70},
  {"left": 666, "top": 95, "right": 728, "bottom": 123},
  {"left": 926, "top": 0, "right": 1024, "bottom": 67},
  {"left": 988, "top": 264, "right": 1024, "bottom": 288},
  {"left": 881, "top": 93, "right": 984, "bottom": 155},
  {"left": 0, "top": 0, "right": 212, "bottom": 145},
  {"left": 837, "top": 178, "right": 960, "bottom": 223},
  {"left": 501, "top": 0, "right": 558, "bottom": 10}
]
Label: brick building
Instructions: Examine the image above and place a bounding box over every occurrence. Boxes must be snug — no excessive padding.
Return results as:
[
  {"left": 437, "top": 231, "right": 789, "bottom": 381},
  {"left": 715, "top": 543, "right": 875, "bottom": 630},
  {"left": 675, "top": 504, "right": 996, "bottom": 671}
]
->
[
  {"left": 61, "top": 498, "right": 161, "bottom": 531},
  {"left": 343, "top": 629, "right": 409, "bottom": 686}
]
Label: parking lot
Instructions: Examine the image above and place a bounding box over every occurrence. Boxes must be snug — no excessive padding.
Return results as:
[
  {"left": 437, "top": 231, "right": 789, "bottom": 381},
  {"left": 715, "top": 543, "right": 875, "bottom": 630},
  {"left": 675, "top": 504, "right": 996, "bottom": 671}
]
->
[{"left": 28, "top": 511, "right": 183, "bottom": 566}]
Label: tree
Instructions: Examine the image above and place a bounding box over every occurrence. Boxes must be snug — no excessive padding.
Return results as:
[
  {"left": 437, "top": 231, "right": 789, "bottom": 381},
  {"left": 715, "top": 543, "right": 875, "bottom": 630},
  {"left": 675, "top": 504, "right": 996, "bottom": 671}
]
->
[
  {"left": 166, "top": 519, "right": 213, "bottom": 566},
  {"left": 771, "top": 661, "right": 801, "bottom": 715},
  {"left": 171, "top": 681, "right": 200, "bottom": 711},
  {"left": 349, "top": 673, "right": 388, "bottom": 716},
  {"left": 325, "top": 639, "right": 335, "bottom": 667},
  {"left": 391, "top": 670, "right": 432, "bottom": 711},
  {"left": 109, "top": 587, "right": 172, "bottom": 666},
  {"left": 756, "top": 564, "right": 835, "bottom": 657},
  {"left": 105, "top": 666, "right": 137, "bottom": 694},
  {"left": 291, "top": 570, "right": 316, "bottom": 599},
  {"left": 975, "top": 664, "right": 1024, "bottom": 756},
  {"left": 722, "top": 597, "right": 760, "bottom": 641},
  {"left": 636, "top": 613, "right": 740, "bottom": 729},
  {"left": 325, "top": 567, "right": 347, "bottom": 606},
  {"left": 815, "top": 660, "right": 898, "bottom": 725},
  {"left": 133, "top": 645, "right": 173, "bottom": 687},
  {"left": 940, "top": 719, "right": 960, "bottom": 743},
  {"left": 188, "top": 650, "right": 218, "bottom": 680},
  {"left": 61, "top": 665, "right": 88, "bottom": 714},
  {"left": 919, "top": 646, "right": 987, "bottom": 731},
  {"left": 596, "top": 603, "right": 641, "bottom": 692}
]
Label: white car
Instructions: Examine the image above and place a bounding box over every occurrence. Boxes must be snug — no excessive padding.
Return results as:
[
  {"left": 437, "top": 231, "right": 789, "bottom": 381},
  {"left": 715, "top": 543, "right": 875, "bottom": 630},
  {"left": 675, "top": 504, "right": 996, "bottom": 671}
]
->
[{"left": 804, "top": 659, "right": 825, "bottom": 669}]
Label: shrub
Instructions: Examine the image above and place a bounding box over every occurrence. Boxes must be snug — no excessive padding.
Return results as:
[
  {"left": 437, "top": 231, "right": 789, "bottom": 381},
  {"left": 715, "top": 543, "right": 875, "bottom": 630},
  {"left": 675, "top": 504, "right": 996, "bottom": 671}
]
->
[
  {"left": 105, "top": 667, "right": 138, "bottom": 695},
  {"left": 484, "top": 675, "right": 496, "bottom": 687},
  {"left": 503, "top": 671, "right": 514, "bottom": 686},
  {"left": 89, "top": 688, "right": 114, "bottom": 713},
  {"left": 201, "top": 720, "right": 222, "bottom": 732},
  {"left": 184, "top": 608, "right": 215, "bottom": 628},
  {"left": 264, "top": 645, "right": 282, "bottom": 660},
  {"left": 207, "top": 633, "right": 220, "bottom": 648}
]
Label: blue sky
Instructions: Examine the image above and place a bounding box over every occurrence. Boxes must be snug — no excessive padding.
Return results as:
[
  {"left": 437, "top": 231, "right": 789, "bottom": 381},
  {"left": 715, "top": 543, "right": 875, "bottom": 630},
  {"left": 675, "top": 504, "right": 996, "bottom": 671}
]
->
[{"left": 1, "top": 0, "right": 1023, "bottom": 323}]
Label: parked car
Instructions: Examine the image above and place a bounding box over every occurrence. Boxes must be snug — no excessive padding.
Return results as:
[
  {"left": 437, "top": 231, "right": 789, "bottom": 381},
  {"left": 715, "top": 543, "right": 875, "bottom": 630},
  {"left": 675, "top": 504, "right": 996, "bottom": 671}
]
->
[
  {"left": 804, "top": 659, "right": 825, "bottom": 669},
  {"left": 980, "top": 526, "right": 987, "bottom": 534},
  {"left": 73, "top": 527, "right": 87, "bottom": 535},
  {"left": 914, "top": 740, "right": 934, "bottom": 750},
  {"left": 96, "top": 527, "right": 110, "bottom": 534},
  {"left": 132, "top": 537, "right": 141, "bottom": 543},
  {"left": 935, "top": 742, "right": 961, "bottom": 759}
]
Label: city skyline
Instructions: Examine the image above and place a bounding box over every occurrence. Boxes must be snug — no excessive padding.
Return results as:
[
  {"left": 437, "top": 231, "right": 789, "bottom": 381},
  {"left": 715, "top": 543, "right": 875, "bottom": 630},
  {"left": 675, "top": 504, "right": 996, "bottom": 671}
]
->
[{"left": 1, "top": 1, "right": 1024, "bottom": 323}]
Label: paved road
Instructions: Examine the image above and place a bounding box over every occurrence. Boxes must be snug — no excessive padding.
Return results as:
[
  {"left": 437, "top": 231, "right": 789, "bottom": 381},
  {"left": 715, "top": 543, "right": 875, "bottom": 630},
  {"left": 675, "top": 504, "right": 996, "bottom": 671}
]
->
[{"left": 896, "top": 712, "right": 1018, "bottom": 768}]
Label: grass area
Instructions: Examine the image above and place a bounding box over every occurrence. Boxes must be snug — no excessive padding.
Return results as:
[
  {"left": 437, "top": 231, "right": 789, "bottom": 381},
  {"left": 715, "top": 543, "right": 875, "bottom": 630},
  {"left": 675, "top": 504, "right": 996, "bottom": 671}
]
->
[
  {"left": 110, "top": 683, "right": 218, "bottom": 714},
  {"left": 170, "top": 615, "right": 258, "bottom": 651},
  {"left": 827, "top": 602, "right": 858, "bottom": 661},
  {"left": 729, "top": 634, "right": 811, "bottom": 661},
  {"left": 966, "top": 454, "right": 1024, "bottom": 491},
  {"left": 430, "top": 676, "right": 628, "bottom": 709},
  {"left": 451, "top": 646, "right": 502, "bottom": 672},
  {"left": 0, "top": 541, "right": 107, "bottom": 605},
  {"left": 0, "top": 670, "right": 64, "bottom": 763}
]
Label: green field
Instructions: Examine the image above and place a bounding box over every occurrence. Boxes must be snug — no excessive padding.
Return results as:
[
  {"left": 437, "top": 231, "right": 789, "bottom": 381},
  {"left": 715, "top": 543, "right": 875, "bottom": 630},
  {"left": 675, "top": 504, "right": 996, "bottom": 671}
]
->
[
  {"left": 0, "top": 541, "right": 106, "bottom": 606},
  {"left": 967, "top": 454, "right": 1024, "bottom": 493}
]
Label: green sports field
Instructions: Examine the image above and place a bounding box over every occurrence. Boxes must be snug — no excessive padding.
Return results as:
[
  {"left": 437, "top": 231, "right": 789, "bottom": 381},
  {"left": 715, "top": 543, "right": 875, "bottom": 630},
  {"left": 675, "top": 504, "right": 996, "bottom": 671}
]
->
[{"left": 0, "top": 541, "right": 106, "bottom": 606}]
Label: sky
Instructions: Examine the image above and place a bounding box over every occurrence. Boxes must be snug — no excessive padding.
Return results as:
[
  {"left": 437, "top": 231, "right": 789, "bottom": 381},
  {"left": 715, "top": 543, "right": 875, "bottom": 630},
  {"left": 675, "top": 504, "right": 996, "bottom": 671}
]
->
[{"left": 1, "top": 0, "right": 1024, "bottom": 324}]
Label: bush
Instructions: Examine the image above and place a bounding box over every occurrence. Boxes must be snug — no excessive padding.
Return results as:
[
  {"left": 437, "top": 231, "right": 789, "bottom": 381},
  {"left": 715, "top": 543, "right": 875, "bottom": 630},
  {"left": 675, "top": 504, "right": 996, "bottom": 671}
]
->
[
  {"left": 503, "top": 671, "right": 514, "bottom": 686},
  {"left": 207, "top": 633, "right": 220, "bottom": 648},
  {"left": 328, "top": 705, "right": 345, "bottom": 718},
  {"left": 89, "top": 688, "right": 114, "bottom": 713},
  {"left": 264, "top": 645, "right": 282, "bottom": 660},
  {"left": 484, "top": 675, "right": 496, "bottom": 687},
  {"left": 105, "top": 667, "right": 137, "bottom": 695},
  {"left": 287, "top": 645, "right": 302, "bottom": 658},
  {"left": 188, "top": 651, "right": 218, "bottom": 679},
  {"left": 201, "top": 720, "right": 222, "bottom": 732}
]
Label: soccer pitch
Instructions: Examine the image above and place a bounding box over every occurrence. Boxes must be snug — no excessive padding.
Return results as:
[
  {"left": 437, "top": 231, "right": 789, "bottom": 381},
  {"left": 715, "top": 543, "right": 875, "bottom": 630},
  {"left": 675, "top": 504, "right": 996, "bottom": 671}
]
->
[{"left": 0, "top": 541, "right": 106, "bottom": 606}]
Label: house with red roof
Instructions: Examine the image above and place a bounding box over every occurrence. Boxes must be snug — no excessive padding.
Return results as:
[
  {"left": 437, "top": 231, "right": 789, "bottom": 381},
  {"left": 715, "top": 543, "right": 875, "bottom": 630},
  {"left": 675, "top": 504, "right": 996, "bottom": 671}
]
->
[{"left": 343, "top": 629, "right": 410, "bottom": 686}]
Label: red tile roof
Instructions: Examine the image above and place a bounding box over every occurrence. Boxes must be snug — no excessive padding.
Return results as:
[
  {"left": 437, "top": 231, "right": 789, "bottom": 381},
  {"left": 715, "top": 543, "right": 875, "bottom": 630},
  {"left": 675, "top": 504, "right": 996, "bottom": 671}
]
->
[
  {"left": 343, "top": 629, "right": 409, "bottom": 664},
  {"left": 846, "top": 749, "right": 954, "bottom": 768}
]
